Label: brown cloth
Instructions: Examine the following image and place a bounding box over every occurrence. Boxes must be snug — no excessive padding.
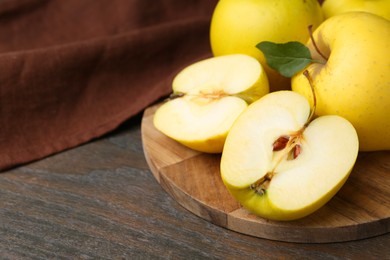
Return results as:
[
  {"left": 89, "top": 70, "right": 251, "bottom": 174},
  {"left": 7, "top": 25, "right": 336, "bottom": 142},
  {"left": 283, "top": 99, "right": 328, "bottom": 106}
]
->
[{"left": 0, "top": 0, "right": 218, "bottom": 171}]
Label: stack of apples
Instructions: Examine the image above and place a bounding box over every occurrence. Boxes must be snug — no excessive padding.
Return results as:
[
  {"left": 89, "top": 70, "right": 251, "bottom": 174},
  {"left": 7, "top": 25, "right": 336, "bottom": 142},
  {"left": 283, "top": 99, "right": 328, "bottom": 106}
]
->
[{"left": 153, "top": 0, "right": 390, "bottom": 221}]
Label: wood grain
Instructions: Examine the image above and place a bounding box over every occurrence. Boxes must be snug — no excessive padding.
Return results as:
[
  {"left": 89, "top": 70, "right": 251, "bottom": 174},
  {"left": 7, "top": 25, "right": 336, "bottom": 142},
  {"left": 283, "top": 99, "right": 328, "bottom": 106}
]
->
[
  {"left": 0, "top": 113, "right": 389, "bottom": 258},
  {"left": 142, "top": 104, "right": 390, "bottom": 243}
]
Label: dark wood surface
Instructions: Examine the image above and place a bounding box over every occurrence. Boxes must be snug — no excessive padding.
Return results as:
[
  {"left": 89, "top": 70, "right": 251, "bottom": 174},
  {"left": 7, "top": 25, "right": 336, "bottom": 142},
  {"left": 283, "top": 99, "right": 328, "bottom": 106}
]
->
[
  {"left": 1, "top": 112, "right": 389, "bottom": 259},
  {"left": 142, "top": 105, "right": 390, "bottom": 244}
]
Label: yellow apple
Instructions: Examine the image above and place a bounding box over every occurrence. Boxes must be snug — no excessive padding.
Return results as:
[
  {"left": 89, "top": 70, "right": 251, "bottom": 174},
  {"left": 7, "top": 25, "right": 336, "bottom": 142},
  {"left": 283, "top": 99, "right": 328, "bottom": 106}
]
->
[
  {"left": 322, "top": 0, "right": 390, "bottom": 20},
  {"left": 221, "top": 91, "right": 359, "bottom": 221},
  {"left": 153, "top": 54, "right": 269, "bottom": 153},
  {"left": 210, "top": 0, "right": 324, "bottom": 92},
  {"left": 292, "top": 12, "right": 390, "bottom": 151}
]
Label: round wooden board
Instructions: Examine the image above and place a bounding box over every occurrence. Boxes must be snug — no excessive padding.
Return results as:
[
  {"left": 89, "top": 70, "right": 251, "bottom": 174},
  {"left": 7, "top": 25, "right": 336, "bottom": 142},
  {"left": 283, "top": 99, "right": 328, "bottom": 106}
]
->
[{"left": 141, "top": 104, "right": 390, "bottom": 243}]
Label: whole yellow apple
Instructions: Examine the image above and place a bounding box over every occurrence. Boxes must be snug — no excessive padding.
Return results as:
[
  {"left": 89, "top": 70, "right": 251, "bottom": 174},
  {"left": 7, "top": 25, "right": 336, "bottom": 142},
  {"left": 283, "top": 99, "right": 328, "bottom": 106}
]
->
[
  {"left": 322, "top": 0, "right": 390, "bottom": 20},
  {"left": 292, "top": 12, "right": 390, "bottom": 151},
  {"left": 210, "top": 0, "right": 324, "bottom": 92}
]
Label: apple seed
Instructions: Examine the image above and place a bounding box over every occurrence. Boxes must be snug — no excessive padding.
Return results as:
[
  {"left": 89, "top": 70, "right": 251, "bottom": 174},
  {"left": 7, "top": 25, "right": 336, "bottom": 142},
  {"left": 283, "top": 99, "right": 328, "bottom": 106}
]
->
[
  {"left": 272, "top": 136, "right": 290, "bottom": 151},
  {"left": 252, "top": 134, "right": 304, "bottom": 195},
  {"left": 292, "top": 144, "right": 302, "bottom": 159}
]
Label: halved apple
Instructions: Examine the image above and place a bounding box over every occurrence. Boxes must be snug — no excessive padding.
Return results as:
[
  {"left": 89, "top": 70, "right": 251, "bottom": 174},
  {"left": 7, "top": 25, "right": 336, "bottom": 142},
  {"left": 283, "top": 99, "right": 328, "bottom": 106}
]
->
[
  {"left": 220, "top": 91, "right": 359, "bottom": 221},
  {"left": 153, "top": 54, "right": 269, "bottom": 153}
]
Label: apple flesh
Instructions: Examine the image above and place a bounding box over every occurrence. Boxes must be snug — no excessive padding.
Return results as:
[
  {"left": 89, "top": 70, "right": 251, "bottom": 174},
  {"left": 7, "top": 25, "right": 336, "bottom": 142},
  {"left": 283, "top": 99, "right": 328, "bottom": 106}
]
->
[
  {"left": 153, "top": 54, "right": 269, "bottom": 153},
  {"left": 221, "top": 91, "right": 359, "bottom": 221}
]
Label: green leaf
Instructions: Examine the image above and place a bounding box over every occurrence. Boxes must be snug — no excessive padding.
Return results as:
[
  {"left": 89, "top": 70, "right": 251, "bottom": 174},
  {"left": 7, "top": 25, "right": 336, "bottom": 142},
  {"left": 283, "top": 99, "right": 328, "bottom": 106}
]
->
[{"left": 256, "top": 41, "right": 313, "bottom": 78}]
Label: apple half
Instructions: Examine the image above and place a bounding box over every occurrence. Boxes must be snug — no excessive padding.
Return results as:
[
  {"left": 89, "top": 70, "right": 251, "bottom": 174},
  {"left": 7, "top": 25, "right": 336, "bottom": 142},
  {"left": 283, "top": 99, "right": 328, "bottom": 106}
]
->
[
  {"left": 153, "top": 54, "right": 269, "bottom": 153},
  {"left": 220, "top": 91, "right": 359, "bottom": 221}
]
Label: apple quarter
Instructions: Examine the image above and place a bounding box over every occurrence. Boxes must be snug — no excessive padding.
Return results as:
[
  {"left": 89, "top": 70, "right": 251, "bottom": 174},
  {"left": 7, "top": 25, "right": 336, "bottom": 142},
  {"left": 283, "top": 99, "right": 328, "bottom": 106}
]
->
[{"left": 153, "top": 54, "right": 269, "bottom": 153}]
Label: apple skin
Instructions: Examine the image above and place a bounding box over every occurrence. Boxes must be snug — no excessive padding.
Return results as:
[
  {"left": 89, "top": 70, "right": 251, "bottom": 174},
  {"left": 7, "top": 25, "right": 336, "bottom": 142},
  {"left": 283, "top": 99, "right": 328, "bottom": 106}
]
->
[
  {"left": 226, "top": 172, "right": 351, "bottom": 221},
  {"left": 220, "top": 91, "right": 359, "bottom": 221},
  {"left": 210, "top": 0, "right": 324, "bottom": 92},
  {"left": 322, "top": 0, "right": 390, "bottom": 20},
  {"left": 292, "top": 12, "right": 390, "bottom": 151}
]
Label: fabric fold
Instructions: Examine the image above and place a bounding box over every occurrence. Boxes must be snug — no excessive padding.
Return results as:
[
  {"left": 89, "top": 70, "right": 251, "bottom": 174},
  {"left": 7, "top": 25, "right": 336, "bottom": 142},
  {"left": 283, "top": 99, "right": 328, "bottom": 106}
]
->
[{"left": 0, "top": 0, "right": 218, "bottom": 170}]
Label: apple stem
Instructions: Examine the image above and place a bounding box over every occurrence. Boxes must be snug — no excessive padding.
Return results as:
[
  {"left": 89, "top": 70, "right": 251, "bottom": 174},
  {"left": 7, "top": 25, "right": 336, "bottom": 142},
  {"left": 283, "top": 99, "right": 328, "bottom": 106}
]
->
[
  {"left": 303, "top": 70, "right": 317, "bottom": 128},
  {"left": 167, "top": 92, "right": 185, "bottom": 100},
  {"left": 250, "top": 172, "right": 274, "bottom": 195},
  {"left": 308, "top": 25, "right": 328, "bottom": 62}
]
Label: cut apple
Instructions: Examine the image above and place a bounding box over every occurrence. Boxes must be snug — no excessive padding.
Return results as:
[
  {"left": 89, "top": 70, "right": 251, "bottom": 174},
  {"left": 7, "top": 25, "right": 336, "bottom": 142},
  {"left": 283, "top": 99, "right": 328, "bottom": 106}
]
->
[
  {"left": 153, "top": 54, "right": 269, "bottom": 153},
  {"left": 220, "top": 91, "right": 359, "bottom": 221}
]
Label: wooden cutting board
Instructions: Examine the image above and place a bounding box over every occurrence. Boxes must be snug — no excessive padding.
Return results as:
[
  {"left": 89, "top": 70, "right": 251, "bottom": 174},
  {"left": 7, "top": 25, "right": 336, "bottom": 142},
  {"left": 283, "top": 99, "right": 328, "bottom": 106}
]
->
[{"left": 141, "top": 104, "right": 390, "bottom": 243}]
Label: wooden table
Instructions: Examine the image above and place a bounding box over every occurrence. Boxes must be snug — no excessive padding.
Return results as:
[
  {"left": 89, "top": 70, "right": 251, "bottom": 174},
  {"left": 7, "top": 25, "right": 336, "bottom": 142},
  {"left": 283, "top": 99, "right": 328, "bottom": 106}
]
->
[{"left": 0, "top": 112, "right": 389, "bottom": 259}]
